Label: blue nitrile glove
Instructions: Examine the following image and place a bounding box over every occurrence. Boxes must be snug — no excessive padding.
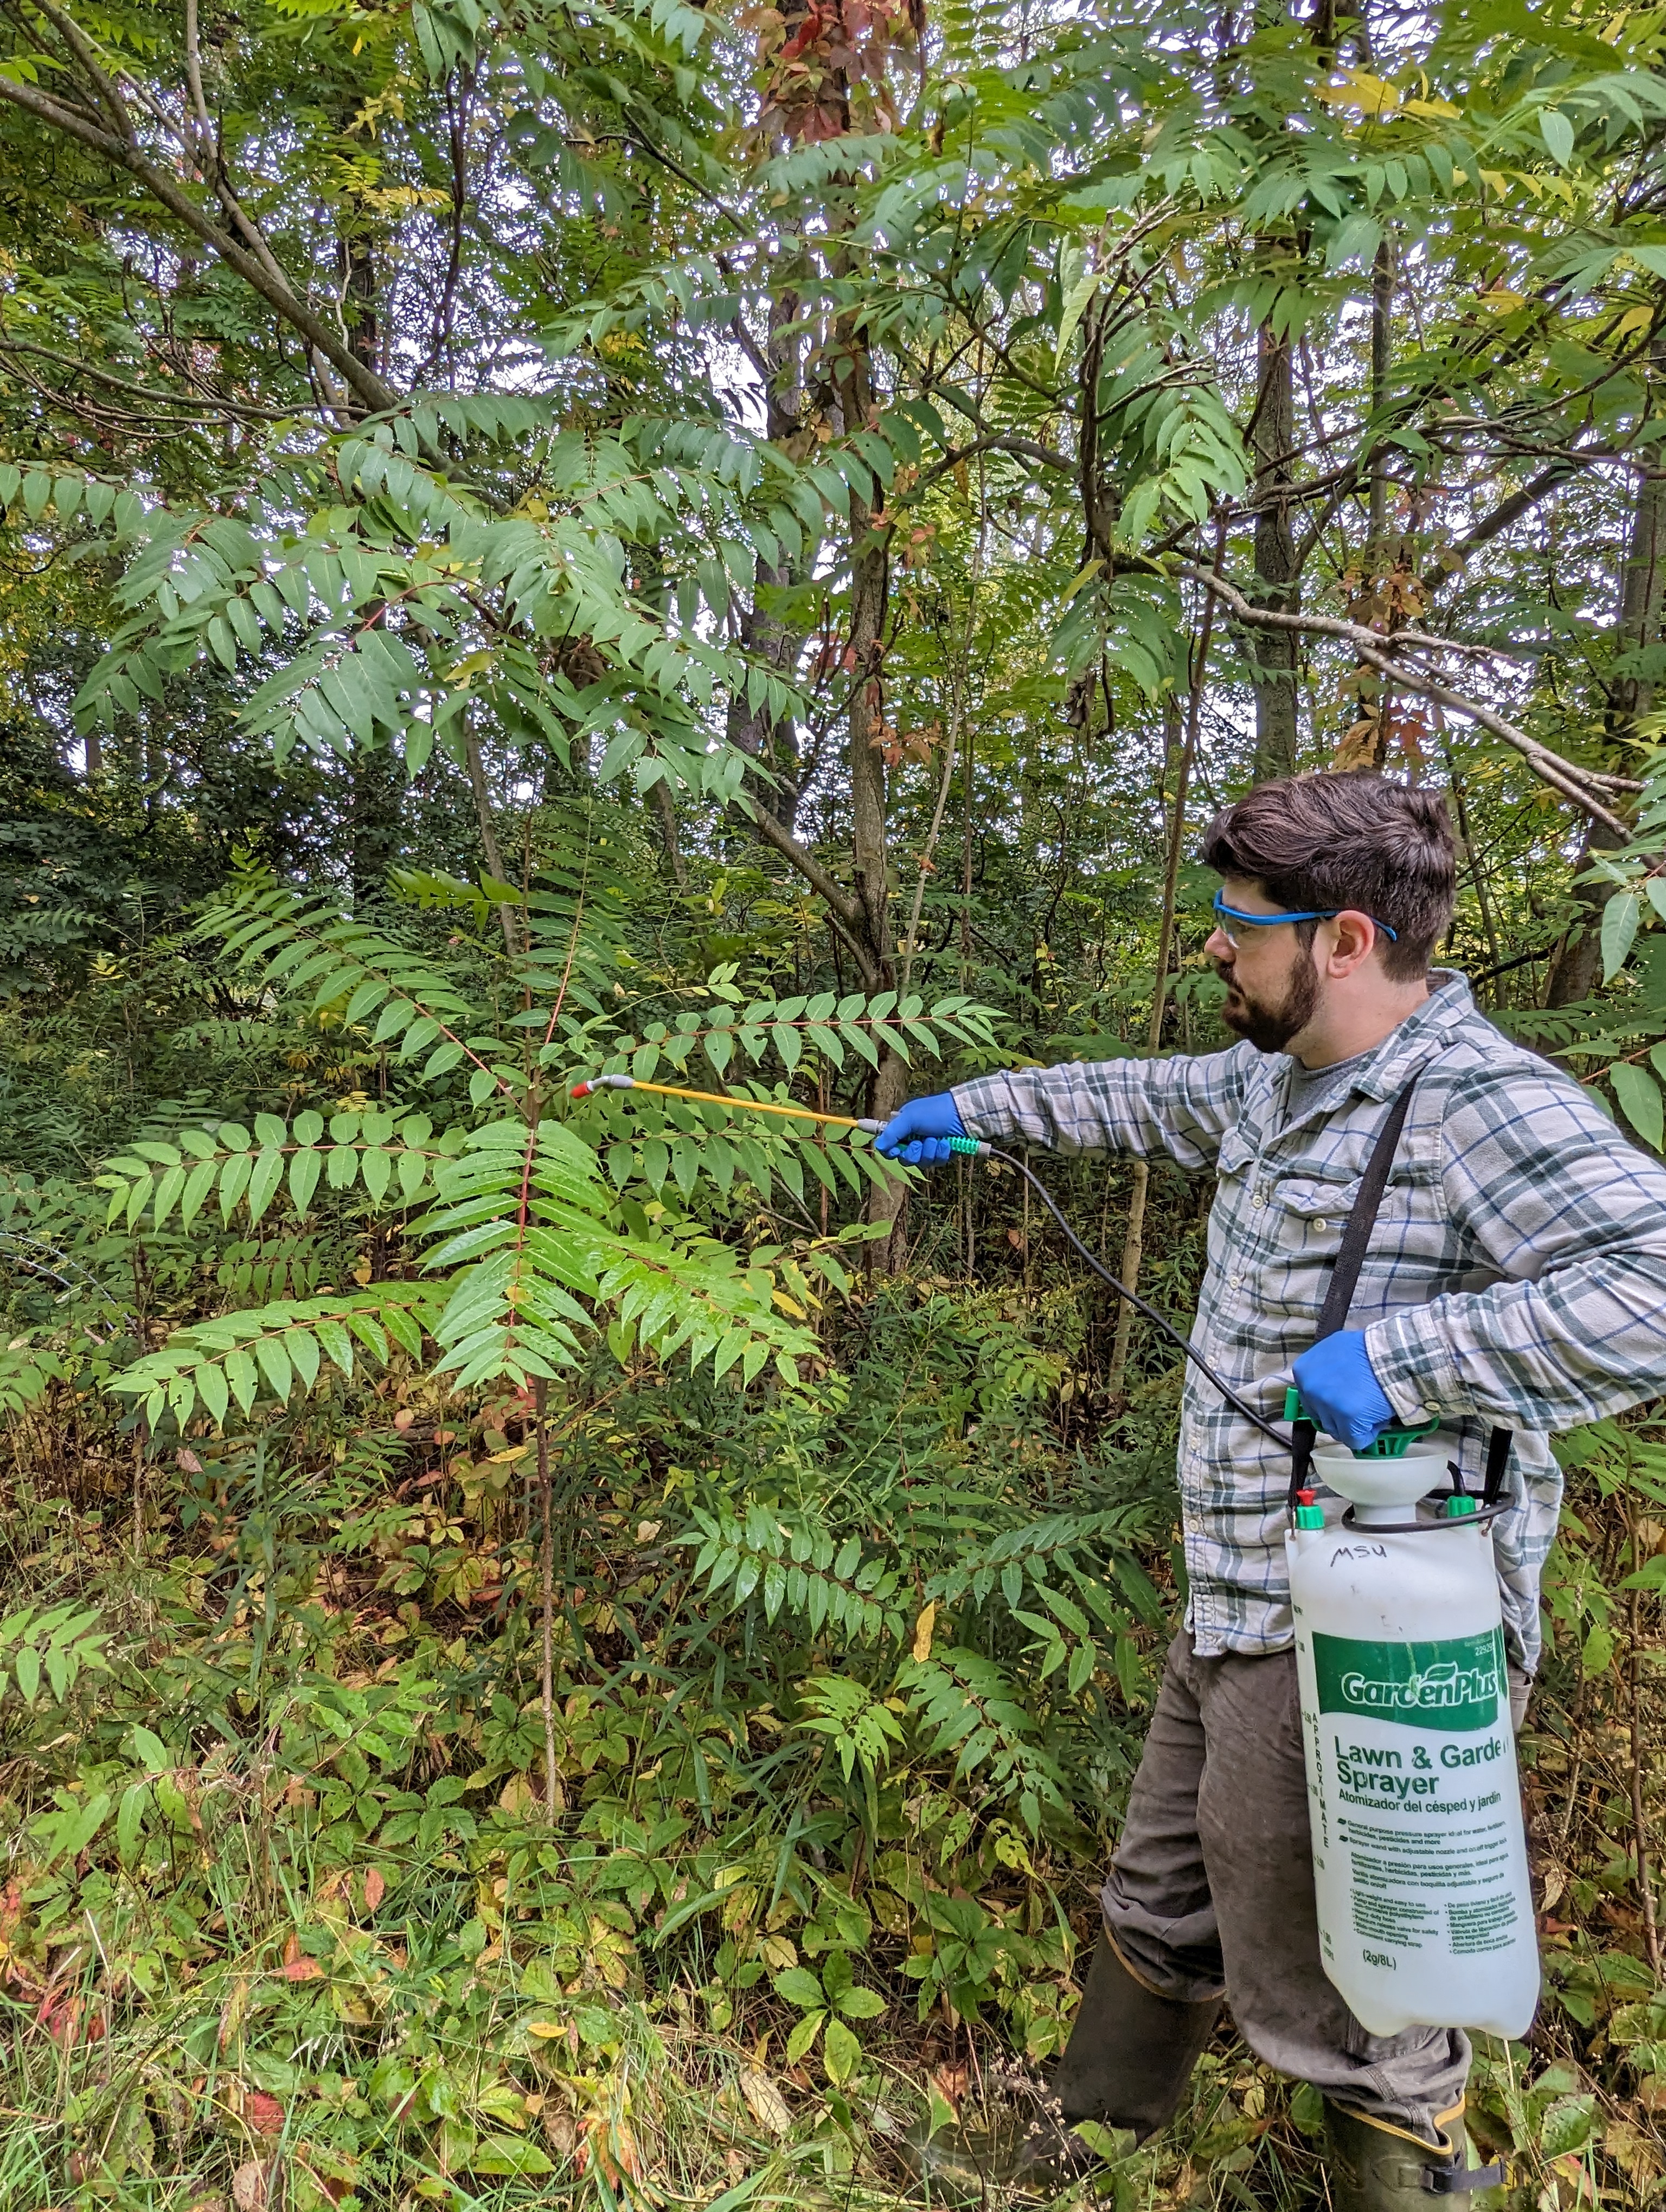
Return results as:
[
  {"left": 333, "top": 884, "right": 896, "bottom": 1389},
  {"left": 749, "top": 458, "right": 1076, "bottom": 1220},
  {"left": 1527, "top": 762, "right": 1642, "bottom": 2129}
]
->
[
  {"left": 1291, "top": 1329, "right": 1398, "bottom": 1453},
  {"left": 876, "top": 1091, "right": 967, "bottom": 1166}
]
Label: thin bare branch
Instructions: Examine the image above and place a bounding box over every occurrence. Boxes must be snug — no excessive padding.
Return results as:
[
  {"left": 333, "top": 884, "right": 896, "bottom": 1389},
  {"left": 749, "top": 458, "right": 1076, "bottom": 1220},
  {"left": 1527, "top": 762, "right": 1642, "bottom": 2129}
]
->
[
  {"left": 27, "top": 0, "right": 137, "bottom": 142},
  {"left": 0, "top": 72, "right": 399, "bottom": 415},
  {"left": 1184, "top": 565, "right": 1641, "bottom": 837},
  {"left": 735, "top": 795, "right": 879, "bottom": 981},
  {"left": 0, "top": 337, "right": 307, "bottom": 421},
  {"left": 183, "top": 0, "right": 212, "bottom": 163}
]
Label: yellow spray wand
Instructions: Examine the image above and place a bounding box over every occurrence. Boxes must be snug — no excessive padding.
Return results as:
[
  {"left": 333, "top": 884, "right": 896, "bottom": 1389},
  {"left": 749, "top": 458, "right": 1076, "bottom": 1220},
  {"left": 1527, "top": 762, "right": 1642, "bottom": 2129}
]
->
[
  {"left": 569, "top": 1071, "right": 886, "bottom": 1134},
  {"left": 572, "top": 1076, "right": 1288, "bottom": 1448}
]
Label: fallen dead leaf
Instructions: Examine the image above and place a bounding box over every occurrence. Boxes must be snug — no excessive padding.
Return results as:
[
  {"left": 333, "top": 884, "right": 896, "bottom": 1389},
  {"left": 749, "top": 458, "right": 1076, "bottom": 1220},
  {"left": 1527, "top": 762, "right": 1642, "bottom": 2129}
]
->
[
  {"left": 738, "top": 2067, "right": 791, "bottom": 2137},
  {"left": 932, "top": 2062, "right": 969, "bottom": 2111},
  {"left": 498, "top": 1773, "right": 537, "bottom": 1815},
  {"left": 232, "top": 2160, "right": 268, "bottom": 2212}
]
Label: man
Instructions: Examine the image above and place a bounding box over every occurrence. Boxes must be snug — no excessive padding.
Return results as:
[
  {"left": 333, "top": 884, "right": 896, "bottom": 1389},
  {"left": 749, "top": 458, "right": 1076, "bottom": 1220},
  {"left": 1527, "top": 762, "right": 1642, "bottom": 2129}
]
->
[{"left": 877, "top": 772, "right": 1666, "bottom": 2211}]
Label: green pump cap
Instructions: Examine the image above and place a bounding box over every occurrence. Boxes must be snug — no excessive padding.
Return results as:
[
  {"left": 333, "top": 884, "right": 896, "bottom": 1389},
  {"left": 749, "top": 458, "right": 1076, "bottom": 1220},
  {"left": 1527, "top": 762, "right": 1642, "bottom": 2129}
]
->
[
  {"left": 1444, "top": 1494, "right": 1478, "bottom": 1519},
  {"left": 1284, "top": 1386, "right": 1438, "bottom": 1457}
]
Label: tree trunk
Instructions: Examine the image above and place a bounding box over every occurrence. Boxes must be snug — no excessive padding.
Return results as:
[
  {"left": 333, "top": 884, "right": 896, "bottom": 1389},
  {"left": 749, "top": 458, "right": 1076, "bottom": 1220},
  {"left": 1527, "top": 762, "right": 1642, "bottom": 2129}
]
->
[
  {"left": 1614, "top": 441, "right": 1666, "bottom": 729},
  {"left": 1366, "top": 233, "right": 1395, "bottom": 560},
  {"left": 1546, "top": 410, "right": 1663, "bottom": 1005},
  {"left": 1110, "top": 567, "right": 1218, "bottom": 1388},
  {"left": 338, "top": 229, "right": 382, "bottom": 383},
  {"left": 727, "top": 288, "right": 810, "bottom": 834},
  {"left": 1543, "top": 818, "right": 1625, "bottom": 1007},
  {"left": 463, "top": 721, "right": 522, "bottom": 956},
  {"left": 833, "top": 326, "right": 911, "bottom": 1260},
  {"left": 650, "top": 777, "right": 687, "bottom": 888},
  {"left": 1250, "top": 314, "right": 1300, "bottom": 780},
  {"left": 348, "top": 744, "right": 402, "bottom": 909}
]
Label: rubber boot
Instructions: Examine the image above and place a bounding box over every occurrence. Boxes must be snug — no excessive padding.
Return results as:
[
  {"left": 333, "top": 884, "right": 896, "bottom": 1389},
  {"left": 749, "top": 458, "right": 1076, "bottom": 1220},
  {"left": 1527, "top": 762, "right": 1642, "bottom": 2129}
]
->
[
  {"left": 901, "top": 1938, "right": 1219, "bottom": 2192},
  {"left": 1006, "top": 1938, "right": 1220, "bottom": 2187},
  {"left": 1048, "top": 1935, "right": 1221, "bottom": 2142},
  {"left": 1325, "top": 2102, "right": 1511, "bottom": 2210}
]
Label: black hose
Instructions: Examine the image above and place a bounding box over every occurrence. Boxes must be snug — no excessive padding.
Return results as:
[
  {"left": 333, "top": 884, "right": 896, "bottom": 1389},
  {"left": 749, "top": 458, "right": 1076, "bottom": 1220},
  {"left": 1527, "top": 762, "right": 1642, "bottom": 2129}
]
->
[{"left": 987, "top": 1147, "right": 1292, "bottom": 1454}]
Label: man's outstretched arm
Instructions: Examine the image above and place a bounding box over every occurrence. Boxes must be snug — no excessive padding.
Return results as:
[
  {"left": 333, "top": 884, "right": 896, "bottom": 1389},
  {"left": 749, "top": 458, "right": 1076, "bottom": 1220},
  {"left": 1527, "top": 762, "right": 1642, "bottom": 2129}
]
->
[{"left": 878, "top": 1042, "right": 1260, "bottom": 1167}]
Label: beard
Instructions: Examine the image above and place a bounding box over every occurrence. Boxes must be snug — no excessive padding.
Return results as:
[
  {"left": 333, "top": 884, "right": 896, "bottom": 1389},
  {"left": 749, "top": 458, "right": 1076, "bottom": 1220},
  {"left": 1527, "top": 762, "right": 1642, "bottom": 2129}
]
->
[{"left": 1216, "top": 952, "right": 1321, "bottom": 1053}]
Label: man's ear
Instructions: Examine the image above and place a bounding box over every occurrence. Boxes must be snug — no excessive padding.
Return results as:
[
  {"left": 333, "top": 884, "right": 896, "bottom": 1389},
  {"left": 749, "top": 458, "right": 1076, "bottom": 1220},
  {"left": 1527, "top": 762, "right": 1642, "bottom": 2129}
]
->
[{"left": 1323, "top": 911, "right": 1382, "bottom": 978}]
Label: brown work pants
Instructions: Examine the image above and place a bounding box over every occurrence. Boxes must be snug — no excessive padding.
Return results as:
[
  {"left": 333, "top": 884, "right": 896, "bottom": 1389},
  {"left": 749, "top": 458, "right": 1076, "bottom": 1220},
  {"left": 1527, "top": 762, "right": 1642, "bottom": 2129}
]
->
[{"left": 1099, "top": 1629, "right": 1529, "bottom": 2142}]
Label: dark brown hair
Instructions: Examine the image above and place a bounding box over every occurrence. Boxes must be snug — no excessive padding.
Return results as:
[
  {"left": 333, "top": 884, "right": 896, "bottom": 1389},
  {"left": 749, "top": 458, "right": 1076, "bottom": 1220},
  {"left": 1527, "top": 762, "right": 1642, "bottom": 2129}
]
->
[{"left": 1199, "top": 771, "right": 1456, "bottom": 981}]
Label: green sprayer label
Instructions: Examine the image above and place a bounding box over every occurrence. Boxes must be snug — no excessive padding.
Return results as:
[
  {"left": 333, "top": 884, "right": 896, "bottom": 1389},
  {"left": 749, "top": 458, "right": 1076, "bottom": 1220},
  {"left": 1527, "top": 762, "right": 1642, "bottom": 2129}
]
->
[{"left": 1313, "top": 1628, "right": 1505, "bottom": 1734}]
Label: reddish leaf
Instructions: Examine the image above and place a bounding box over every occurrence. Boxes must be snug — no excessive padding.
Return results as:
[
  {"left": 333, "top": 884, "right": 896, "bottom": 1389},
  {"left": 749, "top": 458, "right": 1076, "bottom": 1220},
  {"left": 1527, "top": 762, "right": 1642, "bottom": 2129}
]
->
[
  {"left": 245, "top": 2090, "right": 285, "bottom": 2137},
  {"left": 280, "top": 1932, "right": 324, "bottom": 1981}
]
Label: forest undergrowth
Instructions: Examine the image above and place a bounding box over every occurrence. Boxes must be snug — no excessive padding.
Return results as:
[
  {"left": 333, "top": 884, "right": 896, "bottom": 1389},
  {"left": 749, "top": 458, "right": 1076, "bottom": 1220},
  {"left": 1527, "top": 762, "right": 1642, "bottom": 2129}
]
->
[{"left": 3, "top": 1221, "right": 1665, "bottom": 2212}]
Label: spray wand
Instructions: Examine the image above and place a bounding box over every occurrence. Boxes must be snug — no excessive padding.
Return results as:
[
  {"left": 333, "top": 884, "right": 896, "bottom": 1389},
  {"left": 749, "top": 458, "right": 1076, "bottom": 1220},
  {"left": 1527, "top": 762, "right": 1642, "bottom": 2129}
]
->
[
  {"left": 572, "top": 1070, "right": 893, "bottom": 1134},
  {"left": 568, "top": 1073, "right": 1289, "bottom": 1448}
]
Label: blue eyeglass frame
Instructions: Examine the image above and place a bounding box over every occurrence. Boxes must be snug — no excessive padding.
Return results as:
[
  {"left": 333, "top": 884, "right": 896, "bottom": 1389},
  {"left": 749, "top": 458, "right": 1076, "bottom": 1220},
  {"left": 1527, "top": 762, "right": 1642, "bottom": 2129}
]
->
[{"left": 1211, "top": 891, "right": 1399, "bottom": 943}]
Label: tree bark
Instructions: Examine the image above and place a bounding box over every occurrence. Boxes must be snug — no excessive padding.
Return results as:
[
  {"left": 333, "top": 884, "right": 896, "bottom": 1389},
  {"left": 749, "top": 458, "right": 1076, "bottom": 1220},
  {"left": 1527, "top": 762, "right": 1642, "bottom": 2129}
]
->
[
  {"left": 1546, "top": 407, "right": 1663, "bottom": 1005},
  {"left": 463, "top": 722, "right": 522, "bottom": 956},
  {"left": 650, "top": 777, "right": 687, "bottom": 889},
  {"left": 1110, "top": 563, "right": 1218, "bottom": 1388},
  {"left": 727, "top": 288, "right": 810, "bottom": 833},
  {"left": 1249, "top": 314, "right": 1300, "bottom": 779},
  {"left": 832, "top": 326, "right": 912, "bottom": 1259}
]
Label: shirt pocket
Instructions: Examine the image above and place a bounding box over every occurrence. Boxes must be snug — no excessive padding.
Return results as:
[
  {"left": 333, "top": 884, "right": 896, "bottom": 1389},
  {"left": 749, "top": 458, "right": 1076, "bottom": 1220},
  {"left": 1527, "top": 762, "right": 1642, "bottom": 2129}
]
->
[{"left": 1272, "top": 1172, "right": 1362, "bottom": 1253}]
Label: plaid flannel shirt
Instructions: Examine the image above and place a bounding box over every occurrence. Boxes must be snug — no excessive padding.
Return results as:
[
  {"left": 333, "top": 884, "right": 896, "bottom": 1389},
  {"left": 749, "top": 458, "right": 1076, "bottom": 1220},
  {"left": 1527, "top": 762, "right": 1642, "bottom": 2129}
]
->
[{"left": 952, "top": 973, "right": 1666, "bottom": 1672}]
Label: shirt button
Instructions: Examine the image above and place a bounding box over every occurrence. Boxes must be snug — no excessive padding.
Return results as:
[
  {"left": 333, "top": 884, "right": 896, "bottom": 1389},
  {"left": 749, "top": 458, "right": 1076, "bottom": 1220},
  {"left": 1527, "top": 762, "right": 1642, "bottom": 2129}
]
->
[{"left": 1312, "top": 1218, "right": 1328, "bottom": 1233}]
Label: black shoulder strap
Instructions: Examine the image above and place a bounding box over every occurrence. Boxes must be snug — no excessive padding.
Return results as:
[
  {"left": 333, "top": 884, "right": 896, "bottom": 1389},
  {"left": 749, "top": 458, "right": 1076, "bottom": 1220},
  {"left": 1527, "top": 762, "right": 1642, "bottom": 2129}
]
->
[
  {"left": 1288, "top": 1081, "right": 1418, "bottom": 1510},
  {"left": 1317, "top": 1081, "right": 1419, "bottom": 1341},
  {"left": 1285, "top": 1075, "right": 1515, "bottom": 1514},
  {"left": 1481, "top": 1423, "right": 1513, "bottom": 1506}
]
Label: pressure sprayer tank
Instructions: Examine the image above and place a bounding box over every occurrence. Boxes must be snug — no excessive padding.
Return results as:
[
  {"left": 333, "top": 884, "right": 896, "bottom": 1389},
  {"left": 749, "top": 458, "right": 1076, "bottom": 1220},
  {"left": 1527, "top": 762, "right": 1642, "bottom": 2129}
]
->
[{"left": 1286, "top": 1437, "right": 1539, "bottom": 2039}]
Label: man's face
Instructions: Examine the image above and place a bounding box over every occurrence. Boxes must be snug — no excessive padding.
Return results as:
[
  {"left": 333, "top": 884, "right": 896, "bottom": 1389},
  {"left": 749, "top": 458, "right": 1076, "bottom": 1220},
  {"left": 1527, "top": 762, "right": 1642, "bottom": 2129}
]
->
[{"left": 1204, "top": 878, "right": 1322, "bottom": 1053}]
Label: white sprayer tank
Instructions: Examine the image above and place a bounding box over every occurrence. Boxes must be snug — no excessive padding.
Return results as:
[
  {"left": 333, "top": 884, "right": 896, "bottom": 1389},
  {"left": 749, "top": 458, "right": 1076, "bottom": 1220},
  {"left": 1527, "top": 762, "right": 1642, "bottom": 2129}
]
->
[{"left": 1286, "top": 1441, "right": 1539, "bottom": 2039}]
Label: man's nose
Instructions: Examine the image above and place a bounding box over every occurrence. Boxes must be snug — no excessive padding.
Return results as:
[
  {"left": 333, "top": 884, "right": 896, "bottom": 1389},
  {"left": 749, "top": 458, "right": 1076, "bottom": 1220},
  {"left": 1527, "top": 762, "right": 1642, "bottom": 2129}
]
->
[{"left": 1203, "top": 924, "right": 1233, "bottom": 963}]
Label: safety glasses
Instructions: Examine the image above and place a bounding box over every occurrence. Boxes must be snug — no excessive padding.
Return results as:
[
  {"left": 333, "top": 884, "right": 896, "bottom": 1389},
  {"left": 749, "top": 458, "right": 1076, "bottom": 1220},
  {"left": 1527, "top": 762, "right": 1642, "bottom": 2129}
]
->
[{"left": 1210, "top": 891, "right": 1399, "bottom": 947}]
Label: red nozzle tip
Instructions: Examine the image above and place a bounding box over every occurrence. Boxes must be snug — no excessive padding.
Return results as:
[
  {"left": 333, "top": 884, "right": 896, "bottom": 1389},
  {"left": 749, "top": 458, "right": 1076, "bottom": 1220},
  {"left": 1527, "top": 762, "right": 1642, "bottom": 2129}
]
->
[
  {"left": 570, "top": 1081, "right": 592, "bottom": 1098},
  {"left": 1296, "top": 1489, "right": 1315, "bottom": 1506}
]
